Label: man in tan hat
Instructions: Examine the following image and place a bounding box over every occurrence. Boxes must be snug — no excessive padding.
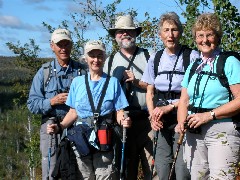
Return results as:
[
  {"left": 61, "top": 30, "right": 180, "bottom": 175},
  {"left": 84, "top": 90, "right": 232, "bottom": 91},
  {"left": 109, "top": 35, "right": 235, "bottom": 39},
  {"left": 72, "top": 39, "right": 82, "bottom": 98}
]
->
[
  {"left": 104, "top": 15, "right": 158, "bottom": 180},
  {"left": 27, "top": 28, "right": 86, "bottom": 179}
]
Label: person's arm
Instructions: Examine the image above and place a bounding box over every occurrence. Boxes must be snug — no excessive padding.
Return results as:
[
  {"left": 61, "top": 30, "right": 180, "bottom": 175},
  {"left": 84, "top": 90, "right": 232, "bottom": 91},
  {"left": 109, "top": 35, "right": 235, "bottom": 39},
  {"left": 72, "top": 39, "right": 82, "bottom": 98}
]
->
[
  {"left": 47, "top": 108, "right": 78, "bottom": 134},
  {"left": 27, "top": 68, "right": 53, "bottom": 115},
  {"left": 177, "top": 88, "right": 189, "bottom": 132},
  {"left": 132, "top": 79, "right": 148, "bottom": 90},
  {"left": 146, "top": 84, "right": 155, "bottom": 116},
  {"left": 186, "top": 84, "right": 240, "bottom": 129},
  {"left": 209, "top": 84, "right": 240, "bottom": 119}
]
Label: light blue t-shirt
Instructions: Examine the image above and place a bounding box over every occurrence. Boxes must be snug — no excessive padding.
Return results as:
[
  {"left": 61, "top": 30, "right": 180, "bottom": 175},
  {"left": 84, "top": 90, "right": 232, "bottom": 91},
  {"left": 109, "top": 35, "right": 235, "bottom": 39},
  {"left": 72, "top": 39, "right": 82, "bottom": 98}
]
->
[
  {"left": 66, "top": 72, "right": 129, "bottom": 119},
  {"left": 182, "top": 55, "right": 240, "bottom": 110}
]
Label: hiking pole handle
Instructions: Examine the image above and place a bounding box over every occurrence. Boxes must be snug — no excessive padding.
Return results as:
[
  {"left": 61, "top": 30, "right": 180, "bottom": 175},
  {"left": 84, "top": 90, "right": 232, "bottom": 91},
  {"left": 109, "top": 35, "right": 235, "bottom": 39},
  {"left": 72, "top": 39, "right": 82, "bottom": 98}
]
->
[
  {"left": 122, "top": 111, "right": 129, "bottom": 143},
  {"left": 177, "top": 132, "right": 185, "bottom": 145}
]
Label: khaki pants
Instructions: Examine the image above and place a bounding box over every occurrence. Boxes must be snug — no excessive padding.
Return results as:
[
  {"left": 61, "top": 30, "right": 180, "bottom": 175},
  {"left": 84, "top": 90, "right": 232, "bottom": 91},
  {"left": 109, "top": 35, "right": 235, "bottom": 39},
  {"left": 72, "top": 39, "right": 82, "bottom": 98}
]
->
[
  {"left": 76, "top": 150, "right": 117, "bottom": 180},
  {"left": 185, "top": 121, "right": 240, "bottom": 180}
]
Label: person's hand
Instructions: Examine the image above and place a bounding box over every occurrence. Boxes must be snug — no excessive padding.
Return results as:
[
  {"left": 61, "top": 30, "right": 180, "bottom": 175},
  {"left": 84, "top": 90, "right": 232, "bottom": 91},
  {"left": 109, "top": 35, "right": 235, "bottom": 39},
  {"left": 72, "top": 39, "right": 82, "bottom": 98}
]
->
[
  {"left": 47, "top": 123, "right": 58, "bottom": 134},
  {"left": 150, "top": 118, "right": 163, "bottom": 131},
  {"left": 187, "top": 112, "right": 211, "bottom": 128},
  {"left": 50, "top": 92, "right": 68, "bottom": 106},
  {"left": 152, "top": 105, "right": 173, "bottom": 122},
  {"left": 175, "top": 122, "right": 186, "bottom": 134},
  {"left": 121, "top": 116, "right": 132, "bottom": 128},
  {"left": 123, "top": 70, "right": 135, "bottom": 83}
]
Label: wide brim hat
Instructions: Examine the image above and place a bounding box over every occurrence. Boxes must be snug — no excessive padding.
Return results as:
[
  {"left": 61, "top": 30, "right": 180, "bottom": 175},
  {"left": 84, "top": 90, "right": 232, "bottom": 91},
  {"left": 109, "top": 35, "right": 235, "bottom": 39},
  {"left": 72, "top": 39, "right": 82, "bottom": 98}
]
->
[{"left": 108, "top": 15, "right": 142, "bottom": 37}]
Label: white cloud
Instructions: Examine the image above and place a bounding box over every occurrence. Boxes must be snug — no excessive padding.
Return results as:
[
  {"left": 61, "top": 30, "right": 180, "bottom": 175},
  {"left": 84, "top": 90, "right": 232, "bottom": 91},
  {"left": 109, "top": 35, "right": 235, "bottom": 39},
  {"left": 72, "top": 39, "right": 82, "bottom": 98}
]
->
[
  {"left": 0, "top": 15, "right": 37, "bottom": 30},
  {"left": 0, "top": 15, "right": 21, "bottom": 28}
]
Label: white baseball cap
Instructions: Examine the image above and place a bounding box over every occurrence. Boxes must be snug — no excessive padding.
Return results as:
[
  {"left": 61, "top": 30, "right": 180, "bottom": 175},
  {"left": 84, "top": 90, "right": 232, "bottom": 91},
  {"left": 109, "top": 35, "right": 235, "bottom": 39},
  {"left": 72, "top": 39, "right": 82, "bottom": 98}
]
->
[
  {"left": 84, "top": 40, "right": 106, "bottom": 54},
  {"left": 51, "top": 29, "right": 72, "bottom": 43}
]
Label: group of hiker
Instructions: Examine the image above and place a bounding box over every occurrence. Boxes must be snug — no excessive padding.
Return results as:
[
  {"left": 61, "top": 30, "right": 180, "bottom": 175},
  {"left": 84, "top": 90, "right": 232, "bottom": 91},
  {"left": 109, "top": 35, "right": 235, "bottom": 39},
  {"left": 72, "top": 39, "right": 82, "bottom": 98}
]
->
[{"left": 27, "top": 11, "right": 240, "bottom": 180}]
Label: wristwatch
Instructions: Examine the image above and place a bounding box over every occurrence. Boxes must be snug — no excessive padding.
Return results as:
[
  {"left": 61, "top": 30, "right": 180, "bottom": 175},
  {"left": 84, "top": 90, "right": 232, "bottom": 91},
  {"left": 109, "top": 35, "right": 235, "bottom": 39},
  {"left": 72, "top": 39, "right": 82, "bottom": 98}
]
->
[
  {"left": 169, "top": 104, "right": 175, "bottom": 110},
  {"left": 210, "top": 110, "right": 216, "bottom": 120}
]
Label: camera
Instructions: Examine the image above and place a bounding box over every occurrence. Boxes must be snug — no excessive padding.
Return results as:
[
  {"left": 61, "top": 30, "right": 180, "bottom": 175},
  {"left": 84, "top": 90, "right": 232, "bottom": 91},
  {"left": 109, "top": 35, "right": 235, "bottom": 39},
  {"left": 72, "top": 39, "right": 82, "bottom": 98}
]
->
[
  {"left": 156, "top": 99, "right": 169, "bottom": 107},
  {"left": 184, "top": 121, "right": 201, "bottom": 134},
  {"left": 57, "top": 87, "right": 69, "bottom": 94}
]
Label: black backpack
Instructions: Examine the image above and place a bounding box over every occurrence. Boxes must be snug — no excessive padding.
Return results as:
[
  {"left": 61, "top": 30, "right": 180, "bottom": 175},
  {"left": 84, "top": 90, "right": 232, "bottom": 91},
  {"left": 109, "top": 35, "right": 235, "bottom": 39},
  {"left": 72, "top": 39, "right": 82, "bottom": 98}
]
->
[
  {"left": 188, "top": 51, "right": 240, "bottom": 99},
  {"left": 153, "top": 45, "right": 193, "bottom": 77},
  {"left": 51, "top": 137, "right": 78, "bottom": 180}
]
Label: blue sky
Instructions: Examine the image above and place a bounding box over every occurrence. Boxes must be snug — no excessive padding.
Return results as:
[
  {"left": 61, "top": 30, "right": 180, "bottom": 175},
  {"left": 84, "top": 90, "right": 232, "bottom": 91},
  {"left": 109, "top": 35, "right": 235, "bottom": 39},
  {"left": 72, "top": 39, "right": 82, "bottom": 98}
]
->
[{"left": 0, "top": 0, "right": 239, "bottom": 58}]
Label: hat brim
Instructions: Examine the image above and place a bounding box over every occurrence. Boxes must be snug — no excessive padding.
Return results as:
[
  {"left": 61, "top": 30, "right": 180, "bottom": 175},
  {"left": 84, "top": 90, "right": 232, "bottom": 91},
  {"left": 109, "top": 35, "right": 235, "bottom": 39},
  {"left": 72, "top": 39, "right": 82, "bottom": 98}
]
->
[{"left": 108, "top": 27, "right": 142, "bottom": 38}]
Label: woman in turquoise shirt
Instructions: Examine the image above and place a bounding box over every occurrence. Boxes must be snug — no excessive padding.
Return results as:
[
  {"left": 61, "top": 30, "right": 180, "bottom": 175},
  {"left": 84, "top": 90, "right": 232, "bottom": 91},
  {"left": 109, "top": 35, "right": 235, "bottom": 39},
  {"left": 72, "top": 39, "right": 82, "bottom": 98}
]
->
[{"left": 177, "top": 13, "right": 240, "bottom": 179}]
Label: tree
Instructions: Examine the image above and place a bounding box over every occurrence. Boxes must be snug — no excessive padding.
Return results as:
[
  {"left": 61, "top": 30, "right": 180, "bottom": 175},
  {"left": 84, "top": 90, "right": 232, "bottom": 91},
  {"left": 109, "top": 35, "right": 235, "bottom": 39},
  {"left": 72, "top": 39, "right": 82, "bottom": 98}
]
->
[
  {"left": 4, "top": 0, "right": 240, "bottom": 179},
  {"left": 179, "top": 0, "right": 240, "bottom": 52}
]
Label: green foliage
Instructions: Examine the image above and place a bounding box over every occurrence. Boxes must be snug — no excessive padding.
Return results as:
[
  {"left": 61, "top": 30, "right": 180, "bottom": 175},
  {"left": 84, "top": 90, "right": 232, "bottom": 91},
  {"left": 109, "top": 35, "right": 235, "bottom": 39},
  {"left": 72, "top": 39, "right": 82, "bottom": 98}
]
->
[
  {"left": 4, "top": 0, "right": 240, "bottom": 178},
  {"left": 0, "top": 108, "right": 41, "bottom": 179},
  {"left": 179, "top": 0, "right": 240, "bottom": 52}
]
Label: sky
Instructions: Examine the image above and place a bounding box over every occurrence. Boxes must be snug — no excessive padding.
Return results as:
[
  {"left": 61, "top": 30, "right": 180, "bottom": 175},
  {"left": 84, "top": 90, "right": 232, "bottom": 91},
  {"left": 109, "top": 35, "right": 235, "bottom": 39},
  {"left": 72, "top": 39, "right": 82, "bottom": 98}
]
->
[{"left": 0, "top": 0, "right": 239, "bottom": 58}]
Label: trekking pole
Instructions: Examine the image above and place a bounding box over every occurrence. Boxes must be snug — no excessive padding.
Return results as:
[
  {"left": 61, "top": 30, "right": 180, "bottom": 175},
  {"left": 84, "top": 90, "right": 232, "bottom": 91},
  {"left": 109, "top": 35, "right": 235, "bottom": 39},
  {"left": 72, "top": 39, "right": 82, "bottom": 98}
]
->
[
  {"left": 150, "top": 130, "right": 159, "bottom": 180},
  {"left": 120, "top": 111, "right": 128, "bottom": 180},
  {"left": 46, "top": 118, "right": 54, "bottom": 180},
  {"left": 168, "top": 132, "right": 185, "bottom": 180}
]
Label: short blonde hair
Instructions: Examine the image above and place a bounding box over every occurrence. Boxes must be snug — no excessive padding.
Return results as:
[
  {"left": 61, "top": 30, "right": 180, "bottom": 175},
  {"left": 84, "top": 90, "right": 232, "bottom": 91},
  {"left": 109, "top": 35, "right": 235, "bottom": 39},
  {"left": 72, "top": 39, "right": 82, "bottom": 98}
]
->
[{"left": 192, "top": 13, "right": 222, "bottom": 41}]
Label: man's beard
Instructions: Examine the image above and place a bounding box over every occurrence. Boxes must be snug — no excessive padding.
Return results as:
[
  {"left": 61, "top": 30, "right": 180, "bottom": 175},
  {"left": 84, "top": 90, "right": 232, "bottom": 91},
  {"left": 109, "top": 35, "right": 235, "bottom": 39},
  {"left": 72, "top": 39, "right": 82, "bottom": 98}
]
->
[{"left": 116, "top": 36, "right": 136, "bottom": 49}]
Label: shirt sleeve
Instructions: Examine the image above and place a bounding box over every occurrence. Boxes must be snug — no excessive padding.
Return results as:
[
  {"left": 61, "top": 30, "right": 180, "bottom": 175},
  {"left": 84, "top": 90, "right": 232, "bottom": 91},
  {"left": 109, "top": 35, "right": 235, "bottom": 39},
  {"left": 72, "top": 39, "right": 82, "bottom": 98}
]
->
[
  {"left": 27, "top": 67, "right": 52, "bottom": 115},
  {"left": 141, "top": 53, "right": 156, "bottom": 85},
  {"left": 224, "top": 56, "right": 240, "bottom": 85}
]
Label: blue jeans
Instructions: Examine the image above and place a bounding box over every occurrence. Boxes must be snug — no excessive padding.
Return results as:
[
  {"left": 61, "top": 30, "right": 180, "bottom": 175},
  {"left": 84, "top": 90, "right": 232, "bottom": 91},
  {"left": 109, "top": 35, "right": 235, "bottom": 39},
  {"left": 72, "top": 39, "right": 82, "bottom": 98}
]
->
[{"left": 155, "top": 127, "right": 190, "bottom": 180}]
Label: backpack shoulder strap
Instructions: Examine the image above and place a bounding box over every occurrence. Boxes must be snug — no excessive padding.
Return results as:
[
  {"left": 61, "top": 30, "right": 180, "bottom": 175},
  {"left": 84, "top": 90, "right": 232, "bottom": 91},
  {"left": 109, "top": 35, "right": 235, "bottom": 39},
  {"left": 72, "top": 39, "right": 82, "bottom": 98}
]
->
[
  {"left": 182, "top": 45, "right": 193, "bottom": 71},
  {"left": 154, "top": 50, "right": 164, "bottom": 78},
  {"left": 216, "top": 51, "right": 240, "bottom": 88},
  {"left": 42, "top": 61, "right": 52, "bottom": 88},
  {"left": 143, "top": 48, "right": 150, "bottom": 61},
  {"left": 188, "top": 58, "right": 201, "bottom": 84},
  {"left": 107, "top": 54, "right": 114, "bottom": 76},
  {"left": 72, "top": 60, "right": 87, "bottom": 76}
]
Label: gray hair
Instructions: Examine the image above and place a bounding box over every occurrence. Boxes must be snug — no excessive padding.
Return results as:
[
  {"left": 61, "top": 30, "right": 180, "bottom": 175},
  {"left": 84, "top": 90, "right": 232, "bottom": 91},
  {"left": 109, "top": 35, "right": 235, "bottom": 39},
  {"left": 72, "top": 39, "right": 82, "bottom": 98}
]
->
[{"left": 158, "top": 12, "right": 183, "bottom": 34}]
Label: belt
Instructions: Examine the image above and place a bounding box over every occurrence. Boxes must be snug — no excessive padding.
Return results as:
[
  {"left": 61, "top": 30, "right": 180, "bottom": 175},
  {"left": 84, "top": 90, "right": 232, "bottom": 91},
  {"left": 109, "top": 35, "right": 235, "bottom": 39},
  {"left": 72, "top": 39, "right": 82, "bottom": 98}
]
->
[
  {"left": 188, "top": 106, "right": 213, "bottom": 113},
  {"left": 77, "top": 113, "right": 114, "bottom": 126},
  {"left": 156, "top": 91, "right": 181, "bottom": 100},
  {"left": 41, "top": 115, "right": 64, "bottom": 124}
]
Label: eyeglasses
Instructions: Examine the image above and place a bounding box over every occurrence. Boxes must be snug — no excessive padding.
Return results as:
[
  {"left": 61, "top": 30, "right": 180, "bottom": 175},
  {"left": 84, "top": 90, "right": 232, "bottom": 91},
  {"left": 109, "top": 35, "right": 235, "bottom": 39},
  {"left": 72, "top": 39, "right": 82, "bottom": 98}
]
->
[
  {"left": 196, "top": 33, "right": 216, "bottom": 40},
  {"left": 88, "top": 53, "right": 104, "bottom": 60},
  {"left": 115, "top": 29, "right": 136, "bottom": 34},
  {"left": 55, "top": 41, "right": 72, "bottom": 48}
]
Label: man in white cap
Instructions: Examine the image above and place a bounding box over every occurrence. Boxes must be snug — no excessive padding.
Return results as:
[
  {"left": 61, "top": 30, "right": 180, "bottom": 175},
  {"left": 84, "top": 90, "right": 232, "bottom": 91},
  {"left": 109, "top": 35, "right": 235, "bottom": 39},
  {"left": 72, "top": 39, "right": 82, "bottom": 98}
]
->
[
  {"left": 27, "top": 28, "right": 86, "bottom": 179},
  {"left": 104, "top": 15, "right": 158, "bottom": 180}
]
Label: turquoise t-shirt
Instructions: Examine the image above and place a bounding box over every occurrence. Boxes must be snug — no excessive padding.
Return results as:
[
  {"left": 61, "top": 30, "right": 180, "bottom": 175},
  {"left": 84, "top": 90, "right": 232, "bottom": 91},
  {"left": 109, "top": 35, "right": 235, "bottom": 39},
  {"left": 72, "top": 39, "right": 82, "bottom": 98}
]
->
[
  {"left": 66, "top": 72, "right": 129, "bottom": 118},
  {"left": 182, "top": 55, "right": 240, "bottom": 110}
]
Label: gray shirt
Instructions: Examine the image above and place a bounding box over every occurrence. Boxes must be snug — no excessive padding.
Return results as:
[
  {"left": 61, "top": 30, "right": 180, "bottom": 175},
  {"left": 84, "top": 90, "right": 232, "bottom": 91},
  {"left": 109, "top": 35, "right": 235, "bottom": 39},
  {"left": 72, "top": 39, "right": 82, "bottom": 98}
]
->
[{"left": 103, "top": 47, "right": 148, "bottom": 109}]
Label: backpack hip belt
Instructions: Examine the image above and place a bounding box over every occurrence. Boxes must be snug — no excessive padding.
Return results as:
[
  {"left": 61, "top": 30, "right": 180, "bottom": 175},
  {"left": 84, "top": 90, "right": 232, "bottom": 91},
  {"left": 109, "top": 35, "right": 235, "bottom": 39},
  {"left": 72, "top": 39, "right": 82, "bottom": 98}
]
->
[{"left": 155, "top": 90, "right": 181, "bottom": 100}]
